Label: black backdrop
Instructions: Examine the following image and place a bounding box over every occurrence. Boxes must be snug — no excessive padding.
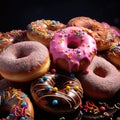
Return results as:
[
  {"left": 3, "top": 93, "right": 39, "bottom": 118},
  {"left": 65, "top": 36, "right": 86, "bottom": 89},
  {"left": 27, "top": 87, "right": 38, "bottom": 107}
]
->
[{"left": 0, "top": 0, "right": 120, "bottom": 32}]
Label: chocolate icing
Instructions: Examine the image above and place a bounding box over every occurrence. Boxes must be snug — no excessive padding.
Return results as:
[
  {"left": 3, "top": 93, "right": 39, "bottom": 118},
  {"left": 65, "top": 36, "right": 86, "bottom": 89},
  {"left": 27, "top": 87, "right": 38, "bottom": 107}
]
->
[{"left": 31, "top": 73, "right": 83, "bottom": 114}]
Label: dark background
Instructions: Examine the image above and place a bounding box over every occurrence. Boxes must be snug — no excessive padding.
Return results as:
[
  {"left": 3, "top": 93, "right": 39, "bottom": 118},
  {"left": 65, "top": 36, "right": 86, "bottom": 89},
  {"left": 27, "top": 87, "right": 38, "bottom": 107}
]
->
[{"left": 0, "top": 0, "right": 120, "bottom": 32}]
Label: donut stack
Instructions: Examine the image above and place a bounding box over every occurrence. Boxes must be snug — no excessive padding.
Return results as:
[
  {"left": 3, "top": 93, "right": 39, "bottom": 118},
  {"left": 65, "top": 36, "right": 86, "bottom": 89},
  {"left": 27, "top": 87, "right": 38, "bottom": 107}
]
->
[{"left": 0, "top": 17, "right": 119, "bottom": 120}]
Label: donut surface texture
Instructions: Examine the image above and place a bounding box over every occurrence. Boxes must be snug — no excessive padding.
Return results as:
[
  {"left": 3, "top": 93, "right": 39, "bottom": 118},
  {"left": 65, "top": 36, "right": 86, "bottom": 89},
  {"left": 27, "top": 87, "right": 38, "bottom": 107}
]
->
[
  {"left": 30, "top": 73, "right": 83, "bottom": 114},
  {"left": 107, "top": 44, "right": 120, "bottom": 67},
  {"left": 0, "top": 30, "right": 27, "bottom": 53},
  {"left": 67, "top": 16, "right": 110, "bottom": 51},
  {"left": 0, "top": 32, "right": 14, "bottom": 52},
  {"left": 0, "top": 41, "right": 50, "bottom": 82},
  {"left": 0, "top": 87, "right": 34, "bottom": 120},
  {"left": 50, "top": 26, "right": 97, "bottom": 73},
  {"left": 27, "top": 19, "right": 65, "bottom": 47},
  {"left": 77, "top": 56, "right": 120, "bottom": 100}
]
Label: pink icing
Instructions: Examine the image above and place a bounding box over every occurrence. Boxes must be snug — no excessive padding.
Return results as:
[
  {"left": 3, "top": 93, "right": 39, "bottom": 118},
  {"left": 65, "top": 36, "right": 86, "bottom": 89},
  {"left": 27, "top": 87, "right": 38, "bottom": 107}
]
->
[{"left": 50, "top": 26, "right": 97, "bottom": 72}]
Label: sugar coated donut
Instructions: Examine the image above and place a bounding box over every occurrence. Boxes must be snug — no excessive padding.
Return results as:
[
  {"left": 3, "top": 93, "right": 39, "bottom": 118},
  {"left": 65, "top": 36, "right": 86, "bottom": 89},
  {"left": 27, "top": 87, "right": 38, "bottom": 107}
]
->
[
  {"left": 0, "top": 87, "right": 34, "bottom": 120},
  {"left": 67, "top": 16, "right": 111, "bottom": 51},
  {"left": 77, "top": 56, "right": 120, "bottom": 100},
  {"left": 30, "top": 73, "right": 83, "bottom": 114},
  {"left": 50, "top": 26, "right": 97, "bottom": 73},
  {"left": 0, "top": 41, "right": 50, "bottom": 82},
  {"left": 107, "top": 43, "right": 120, "bottom": 67},
  {"left": 27, "top": 19, "right": 65, "bottom": 47}
]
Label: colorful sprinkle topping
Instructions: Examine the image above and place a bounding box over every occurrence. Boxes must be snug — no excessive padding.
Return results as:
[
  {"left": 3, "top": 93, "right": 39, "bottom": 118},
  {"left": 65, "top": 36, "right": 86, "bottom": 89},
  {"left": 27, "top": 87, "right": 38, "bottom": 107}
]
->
[
  {"left": 20, "top": 117, "right": 26, "bottom": 120},
  {"left": 0, "top": 87, "right": 28, "bottom": 119},
  {"left": 21, "top": 102, "right": 27, "bottom": 107},
  {"left": 43, "top": 75, "right": 48, "bottom": 81},
  {"left": 45, "top": 85, "right": 51, "bottom": 91},
  {"left": 74, "top": 86, "right": 79, "bottom": 91},
  {"left": 52, "top": 99, "right": 58, "bottom": 105},
  {"left": 39, "top": 78, "right": 44, "bottom": 83},
  {"left": 66, "top": 85, "right": 71, "bottom": 90},
  {"left": 53, "top": 87, "right": 58, "bottom": 92}
]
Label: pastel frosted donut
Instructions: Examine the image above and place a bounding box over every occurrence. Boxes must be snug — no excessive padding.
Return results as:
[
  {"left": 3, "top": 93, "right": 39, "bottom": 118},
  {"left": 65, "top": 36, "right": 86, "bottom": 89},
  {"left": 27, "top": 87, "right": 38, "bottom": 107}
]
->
[
  {"left": 77, "top": 56, "right": 120, "bottom": 100},
  {"left": 0, "top": 41, "right": 50, "bottom": 82},
  {"left": 67, "top": 16, "right": 110, "bottom": 51},
  {"left": 107, "top": 43, "right": 120, "bottom": 67},
  {"left": 27, "top": 19, "right": 65, "bottom": 47},
  {"left": 50, "top": 26, "right": 97, "bottom": 73},
  {"left": 0, "top": 87, "right": 34, "bottom": 120},
  {"left": 30, "top": 73, "right": 83, "bottom": 114}
]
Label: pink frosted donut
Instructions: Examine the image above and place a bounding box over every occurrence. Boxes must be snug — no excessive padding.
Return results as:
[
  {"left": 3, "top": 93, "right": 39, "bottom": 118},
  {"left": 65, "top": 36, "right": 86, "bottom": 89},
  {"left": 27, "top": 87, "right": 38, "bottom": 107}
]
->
[
  {"left": 50, "top": 26, "right": 97, "bottom": 73},
  {"left": 77, "top": 56, "right": 120, "bottom": 100}
]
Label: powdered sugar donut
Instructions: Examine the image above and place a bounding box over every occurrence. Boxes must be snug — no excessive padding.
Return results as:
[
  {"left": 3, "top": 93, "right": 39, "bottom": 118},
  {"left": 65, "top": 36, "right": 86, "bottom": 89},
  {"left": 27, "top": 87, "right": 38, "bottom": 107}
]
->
[
  {"left": 50, "top": 26, "right": 97, "bottom": 73},
  {"left": 0, "top": 41, "right": 50, "bottom": 82},
  {"left": 77, "top": 56, "right": 120, "bottom": 100}
]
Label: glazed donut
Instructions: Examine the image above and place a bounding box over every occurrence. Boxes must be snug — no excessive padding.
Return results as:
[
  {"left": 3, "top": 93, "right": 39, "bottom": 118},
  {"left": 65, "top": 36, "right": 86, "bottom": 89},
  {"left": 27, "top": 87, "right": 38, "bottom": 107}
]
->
[
  {"left": 77, "top": 56, "right": 120, "bottom": 100},
  {"left": 0, "top": 41, "right": 50, "bottom": 82},
  {"left": 106, "top": 43, "right": 120, "bottom": 67},
  {"left": 27, "top": 19, "right": 65, "bottom": 47},
  {"left": 67, "top": 16, "right": 111, "bottom": 51},
  {"left": 50, "top": 26, "right": 97, "bottom": 73},
  {"left": 30, "top": 73, "right": 83, "bottom": 114},
  {"left": 0, "top": 87, "right": 34, "bottom": 120}
]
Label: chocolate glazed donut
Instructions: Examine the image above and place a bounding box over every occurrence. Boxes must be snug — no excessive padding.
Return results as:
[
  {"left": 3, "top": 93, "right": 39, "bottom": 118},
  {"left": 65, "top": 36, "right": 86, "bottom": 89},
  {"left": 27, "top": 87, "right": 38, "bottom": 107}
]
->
[{"left": 30, "top": 73, "right": 83, "bottom": 114}]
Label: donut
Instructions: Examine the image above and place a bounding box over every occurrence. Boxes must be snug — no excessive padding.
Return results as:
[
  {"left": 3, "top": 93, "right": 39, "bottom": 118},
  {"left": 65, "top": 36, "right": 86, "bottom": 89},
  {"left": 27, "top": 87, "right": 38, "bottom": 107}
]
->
[
  {"left": 0, "top": 41, "right": 50, "bottom": 82},
  {"left": 106, "top": 43, "right": 120, "bottom": 68},
  {"left": 0, "top": 30, "right": 27, "bottom": 53},
  {"left": 0, "top": 87, "right": 34, "bottom": 120},
  {"left": 6, "top": 29, "right": 28, "bottom": 43},
  {"left": 77, "top": 56, "right": 120, "bottom": 99},
  {"left": 50, "top": 26, "right": 97, "bottom": 73},
  {"left": 67, "top": 16, "right": 112, "bottom": 51},
  {"left": 27, "top": 19, "right": 65, "bottom": 47},
  {"left": 102, "top": 22, "right": 120, "bottom": 45},
  {"left": 0, "top": 32, "right": 14, "bottom": 53},
  {"left": 30, "top": 73, "right": 83, "bottom": 114}
]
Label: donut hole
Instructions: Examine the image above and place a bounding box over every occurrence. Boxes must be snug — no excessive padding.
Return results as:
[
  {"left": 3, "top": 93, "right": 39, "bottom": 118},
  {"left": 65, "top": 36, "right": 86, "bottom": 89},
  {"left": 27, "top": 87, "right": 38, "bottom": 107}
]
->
[
  {"left": 93, "top": 67, "right": 107, "bottom": 77},
  {"left": 54, "top": 74, "right": 74, "bottom": 89},
  {"left": 68, "top": 41, "right": 79, "bottom": 49},
  {"left": 0, "top": 105, "right": 10, "bottom": 118},
  {"left": 16, "top": 52, "right": 29, "bottom": 59}
]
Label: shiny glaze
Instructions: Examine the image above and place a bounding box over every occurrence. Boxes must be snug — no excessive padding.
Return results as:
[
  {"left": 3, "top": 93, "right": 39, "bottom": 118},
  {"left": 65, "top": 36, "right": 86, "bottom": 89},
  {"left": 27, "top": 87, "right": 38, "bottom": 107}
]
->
[{"left": 31, "top": 73, "right": 83, "bottom": 114}]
